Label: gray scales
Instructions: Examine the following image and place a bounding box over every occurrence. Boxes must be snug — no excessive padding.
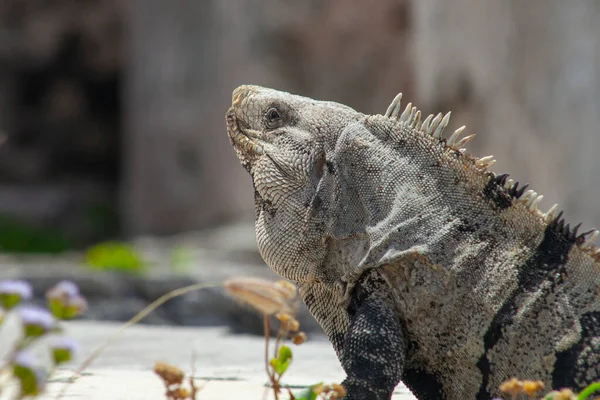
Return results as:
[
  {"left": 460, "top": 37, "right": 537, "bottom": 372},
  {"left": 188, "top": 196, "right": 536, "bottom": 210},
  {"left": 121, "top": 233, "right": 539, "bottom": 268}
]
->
[{"left": 225, "top": 85, "right": 600, "bottom": 400}]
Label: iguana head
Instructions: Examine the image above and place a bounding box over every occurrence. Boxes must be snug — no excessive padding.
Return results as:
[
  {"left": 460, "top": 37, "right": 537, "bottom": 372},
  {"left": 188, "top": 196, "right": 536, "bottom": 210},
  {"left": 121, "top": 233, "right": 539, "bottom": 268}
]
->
[{"left": 226, "top": 85, "right": 361, "bottom": 281}]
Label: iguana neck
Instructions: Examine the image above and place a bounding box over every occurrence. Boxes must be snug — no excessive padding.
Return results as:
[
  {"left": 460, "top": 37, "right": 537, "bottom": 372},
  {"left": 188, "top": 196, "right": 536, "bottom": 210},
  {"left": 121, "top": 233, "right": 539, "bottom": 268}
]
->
[{"left": 324, "top": 115, "right": 526, "bottom": 270}]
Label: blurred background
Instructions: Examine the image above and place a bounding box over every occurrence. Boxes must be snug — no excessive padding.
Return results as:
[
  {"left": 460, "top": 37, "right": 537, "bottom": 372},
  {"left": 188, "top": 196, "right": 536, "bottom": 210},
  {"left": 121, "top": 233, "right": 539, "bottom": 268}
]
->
[{"left": 0, "top": 0, "right": 599, "bottom": 332}]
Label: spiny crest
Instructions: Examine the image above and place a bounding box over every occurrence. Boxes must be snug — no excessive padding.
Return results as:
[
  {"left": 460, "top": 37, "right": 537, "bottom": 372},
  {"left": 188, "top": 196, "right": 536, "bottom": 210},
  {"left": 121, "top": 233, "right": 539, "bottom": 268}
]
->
[
  {"left": 383, "top": 92, "right": 600, "bottom": 260},
  {"left": 384, "top": 93, "right": 476, "bottom": 154}
]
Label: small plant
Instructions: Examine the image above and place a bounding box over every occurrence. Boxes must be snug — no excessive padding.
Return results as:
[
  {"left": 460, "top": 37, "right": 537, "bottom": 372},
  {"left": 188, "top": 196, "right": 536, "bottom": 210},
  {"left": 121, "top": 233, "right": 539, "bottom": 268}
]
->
[
  {"left": 84, "top": 240, "right": 146, "bottom": 275},
  {"left": 223, "top": 277, "right": 345, "bottom": 400},
  {"left": 153, "top": 361, "right": 200, "bottom": 400},
  {"left": 30, "top": 273, "right": 594, "bottom": 400},
  {"left": 0, "top": 279, "right": 87, "bottom": 399},
  {"left": 0, "top": 216, "right": 70, "bottom": 254},
  {"left": 575, "top": 382, "right": 600, "bottom": 400},
  {"left": 294, "top": 383, "right": 347, "bottom": 400},
  {"left": 498, "top": 378, "right": 600, "bottom": 400},
  {"left": 499, "top": 378, "right": 546, "bottom": 400}
]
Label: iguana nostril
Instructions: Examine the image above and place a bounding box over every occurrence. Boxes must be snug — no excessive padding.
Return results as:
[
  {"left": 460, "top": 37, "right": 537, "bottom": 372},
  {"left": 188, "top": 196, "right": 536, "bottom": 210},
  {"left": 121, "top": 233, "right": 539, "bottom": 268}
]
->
[
  {"left": 232, "top": 86, "right": 248, "bottom": 107},
  {"left": 231, "top": 85, "right": 257, "bottom": 107}
]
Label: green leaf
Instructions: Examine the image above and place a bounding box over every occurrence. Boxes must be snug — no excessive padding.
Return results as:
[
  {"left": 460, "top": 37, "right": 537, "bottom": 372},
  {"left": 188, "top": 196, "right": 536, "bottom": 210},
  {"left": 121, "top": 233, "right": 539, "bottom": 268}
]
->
[
  {"left": 52, "top": 348, "right": 73, "bottom": 364},
  {"left": 269, "top": 358, "right": 287, "bottom": 376},
  {"left": 24, "top": 324, "right": 47, "bottom": 338},
  {"left": 270, "top": 345, "right": 293, "bottom": 376},
  {"left": 0, "top": 293, "right": 22, "bottom": 310},
  {"left": 278, "top": 345, "right": 293, "bottom": 364},
  {"left": 0, "top": 214, "right": 70, "bottom": 254},
  {"left": 292, "top": 383, "right": 322, "bottom": 400},
  {"left": 13, "top": 364, "right": 44, "bottom": 396},
  {"left": 84, "top": 241, "right": 146, "bottom": 275},
  {"left": 49, "top": 300, "right": 81, "bottom": 320},
  {"left": 48, "top": 298, "right": 64, "bottom": 319},
  {"left": 63, "top": 304, "right": 81, "bottom": 319},
  {"left": 578, "top": 382, "right": 600, "bottom": 400}
]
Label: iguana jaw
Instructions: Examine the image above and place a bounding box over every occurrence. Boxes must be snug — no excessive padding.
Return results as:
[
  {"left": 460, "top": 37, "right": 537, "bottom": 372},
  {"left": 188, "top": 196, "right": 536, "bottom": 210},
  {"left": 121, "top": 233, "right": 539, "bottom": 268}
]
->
[{"left": 226, "top": 106, "right": 265, "bottom": 171}]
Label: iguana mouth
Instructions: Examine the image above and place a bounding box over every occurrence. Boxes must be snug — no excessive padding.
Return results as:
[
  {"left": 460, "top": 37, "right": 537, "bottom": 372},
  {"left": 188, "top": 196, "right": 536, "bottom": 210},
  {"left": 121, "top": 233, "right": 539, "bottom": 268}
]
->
[{"left": 226, "top": 107, "right": 264, "bottom": 156}]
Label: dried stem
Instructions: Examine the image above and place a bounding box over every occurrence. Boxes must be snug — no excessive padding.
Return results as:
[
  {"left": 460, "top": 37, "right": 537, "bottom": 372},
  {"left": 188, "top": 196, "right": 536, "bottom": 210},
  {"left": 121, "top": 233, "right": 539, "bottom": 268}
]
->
[
  {"left": 264, "top": 315, "right": 271, "bottom": 378},
  {"left": 190, "top": 349, "right": 199, "bottom": 400},
  {"left": 263, "top": 315, "right": 280, "bottom": 400},
  {"left": 272, "top": 322, "right": 287, "bottom": 391},
  {"left": 55, "top": 281, "right": 221, "bottom": 400}
]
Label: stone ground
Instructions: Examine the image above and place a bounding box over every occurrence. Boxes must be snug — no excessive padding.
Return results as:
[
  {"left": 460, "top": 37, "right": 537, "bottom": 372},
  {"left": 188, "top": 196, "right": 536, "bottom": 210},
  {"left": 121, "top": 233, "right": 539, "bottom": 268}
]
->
[{"left": 34, "top": 321, "right": 416, "bottom": 399}]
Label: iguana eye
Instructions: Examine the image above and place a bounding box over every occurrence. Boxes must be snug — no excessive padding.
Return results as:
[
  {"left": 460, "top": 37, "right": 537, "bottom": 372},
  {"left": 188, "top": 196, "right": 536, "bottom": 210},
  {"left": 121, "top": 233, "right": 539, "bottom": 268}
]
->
[{"left": 265, "top": 107, "right": 283, "bottom": 129}]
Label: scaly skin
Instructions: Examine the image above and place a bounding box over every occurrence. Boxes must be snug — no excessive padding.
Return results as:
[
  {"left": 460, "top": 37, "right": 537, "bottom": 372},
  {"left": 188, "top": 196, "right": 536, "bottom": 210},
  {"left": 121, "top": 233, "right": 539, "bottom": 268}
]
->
[{"left": 226, "top": 85, "right": 600, "bottom": 400}]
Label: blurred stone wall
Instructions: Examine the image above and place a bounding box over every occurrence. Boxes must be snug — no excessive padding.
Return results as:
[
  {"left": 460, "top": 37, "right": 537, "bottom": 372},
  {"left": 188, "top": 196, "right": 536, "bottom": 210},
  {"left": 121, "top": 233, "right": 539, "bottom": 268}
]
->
[
  {"left": 122, "top": 0, "right": 413, "bottom": 235},
  {"left": 0, "top": 0, "right": 122, "bottom": 249},
  {"left": 0, "top": 0, "right": 413, "bottom": 245},
  {"left": 1, "top": 0, "right": 599, "bottom": 248},
  {"left": 411, "top": 0, "right": 600, "bottom": 231}
]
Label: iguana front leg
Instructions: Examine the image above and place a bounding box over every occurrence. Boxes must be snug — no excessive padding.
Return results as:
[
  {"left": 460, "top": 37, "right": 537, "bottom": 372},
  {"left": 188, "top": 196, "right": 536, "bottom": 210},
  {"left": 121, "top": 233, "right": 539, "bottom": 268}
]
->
[
  {"left": 299, "top": 273, "right": 405, "bottom": 399},
  {"left": 341, "top": 270, "right": 406, "bottom": 400}
]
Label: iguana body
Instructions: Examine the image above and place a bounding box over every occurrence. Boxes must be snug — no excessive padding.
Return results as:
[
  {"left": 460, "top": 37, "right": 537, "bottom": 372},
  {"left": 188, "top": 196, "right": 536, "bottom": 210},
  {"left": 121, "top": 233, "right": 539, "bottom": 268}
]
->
[{"left": 225, "top": 85, "right": 600, "bottom": 400}]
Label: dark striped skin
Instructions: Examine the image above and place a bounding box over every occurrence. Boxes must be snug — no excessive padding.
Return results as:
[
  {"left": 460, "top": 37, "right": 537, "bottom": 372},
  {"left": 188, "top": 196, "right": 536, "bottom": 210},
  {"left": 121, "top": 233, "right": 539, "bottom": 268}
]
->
[
  {"left": 553, "top": 311, "right": 600, "bottom": 389},
  {"left": 227, "top": 86, "right": 600, "bottom": 400},
  {"left": 476, "top": 222, "right": 577, "bottom": 399},
  {"left": 402, "top": 366, "right": 445, "bottom": 400}
]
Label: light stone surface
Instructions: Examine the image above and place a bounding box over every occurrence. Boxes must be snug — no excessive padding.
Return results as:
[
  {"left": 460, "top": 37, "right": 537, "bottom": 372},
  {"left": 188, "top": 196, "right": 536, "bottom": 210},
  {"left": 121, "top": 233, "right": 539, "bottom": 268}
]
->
[{"left": 34, "top": 321, "right": 415, "bottom": 399}]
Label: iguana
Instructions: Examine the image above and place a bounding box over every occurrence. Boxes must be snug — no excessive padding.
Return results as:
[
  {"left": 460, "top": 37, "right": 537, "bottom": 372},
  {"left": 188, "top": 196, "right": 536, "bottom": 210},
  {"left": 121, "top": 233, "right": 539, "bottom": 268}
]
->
[{"left": 225, "top": 85, "right": 600, "bottom": 400}]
